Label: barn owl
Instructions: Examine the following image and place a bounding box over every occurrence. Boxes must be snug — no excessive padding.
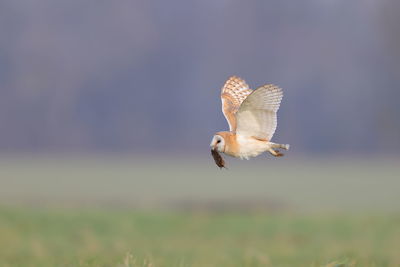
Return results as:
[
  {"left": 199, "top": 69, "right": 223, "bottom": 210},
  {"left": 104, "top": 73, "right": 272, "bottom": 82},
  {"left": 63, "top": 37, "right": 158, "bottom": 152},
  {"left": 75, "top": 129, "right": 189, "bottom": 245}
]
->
[{"left": 210, "top": 76, "right": 289, "bottom": 168}]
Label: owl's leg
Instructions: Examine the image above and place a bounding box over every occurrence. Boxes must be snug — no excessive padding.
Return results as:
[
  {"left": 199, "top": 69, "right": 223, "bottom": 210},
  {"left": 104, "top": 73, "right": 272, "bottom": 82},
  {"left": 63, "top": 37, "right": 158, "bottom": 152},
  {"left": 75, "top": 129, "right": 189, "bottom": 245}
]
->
[
  {"left": 268, "top": 148, "right": 284, "bottom": 157},
  {"left": 268, "top": 143, "right": 289, "bottom": 157}
]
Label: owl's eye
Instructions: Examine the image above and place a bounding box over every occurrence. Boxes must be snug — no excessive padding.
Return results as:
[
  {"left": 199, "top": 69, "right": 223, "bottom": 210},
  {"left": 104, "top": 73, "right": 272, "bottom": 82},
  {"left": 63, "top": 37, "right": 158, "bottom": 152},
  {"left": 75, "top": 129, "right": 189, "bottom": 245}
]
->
[{"left": 217, "top": 140, "right": 221, "bottom": 144}]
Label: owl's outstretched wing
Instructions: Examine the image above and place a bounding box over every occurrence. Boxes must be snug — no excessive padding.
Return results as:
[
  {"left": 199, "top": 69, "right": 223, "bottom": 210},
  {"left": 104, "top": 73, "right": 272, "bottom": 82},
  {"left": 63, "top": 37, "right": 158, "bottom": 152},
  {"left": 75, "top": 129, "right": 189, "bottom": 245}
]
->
[
  {"left": 236, "top": 84, "right": 283, "bottom": 140},
  {"left": 220, "top": 76, "right": 253, "bottom": 131}
]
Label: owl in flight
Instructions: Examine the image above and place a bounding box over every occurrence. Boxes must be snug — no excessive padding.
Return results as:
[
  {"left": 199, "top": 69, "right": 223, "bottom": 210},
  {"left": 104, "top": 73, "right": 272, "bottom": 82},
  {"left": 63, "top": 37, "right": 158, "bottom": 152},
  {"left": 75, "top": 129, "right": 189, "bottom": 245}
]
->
[{"left": 210, "top": 76, "right": 289, "bottom": 168}]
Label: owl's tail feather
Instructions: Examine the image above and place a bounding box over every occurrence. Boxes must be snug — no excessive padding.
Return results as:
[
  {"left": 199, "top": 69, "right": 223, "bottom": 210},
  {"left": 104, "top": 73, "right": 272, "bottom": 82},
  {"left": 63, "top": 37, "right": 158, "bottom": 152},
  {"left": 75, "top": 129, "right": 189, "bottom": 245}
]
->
[
  {"left": 283, "top": 144, "right": 290, "bottom": 150},
  {"left": 270, "top": 143, "right": 290, "bottom": 150}
]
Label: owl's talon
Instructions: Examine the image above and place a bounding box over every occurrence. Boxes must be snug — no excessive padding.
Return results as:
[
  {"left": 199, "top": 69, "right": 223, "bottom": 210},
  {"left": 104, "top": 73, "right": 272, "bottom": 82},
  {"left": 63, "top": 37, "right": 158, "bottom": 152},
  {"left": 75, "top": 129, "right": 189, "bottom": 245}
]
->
[{"left": 267, "top": 148, "right": 284, "bottom": 157}]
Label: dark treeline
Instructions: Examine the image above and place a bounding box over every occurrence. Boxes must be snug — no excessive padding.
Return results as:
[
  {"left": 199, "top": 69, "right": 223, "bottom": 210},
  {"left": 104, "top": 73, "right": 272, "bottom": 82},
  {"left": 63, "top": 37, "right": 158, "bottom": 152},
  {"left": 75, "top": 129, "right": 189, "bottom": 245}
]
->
[{"left": 1, "top": 0, "right": 399, "bottom": 154}]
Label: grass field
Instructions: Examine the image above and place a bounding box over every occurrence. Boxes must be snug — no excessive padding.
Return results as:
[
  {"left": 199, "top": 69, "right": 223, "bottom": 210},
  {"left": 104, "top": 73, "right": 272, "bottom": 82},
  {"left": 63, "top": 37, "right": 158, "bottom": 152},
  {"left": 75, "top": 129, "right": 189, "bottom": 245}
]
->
[
  {"left": 1, "top": 207, "right": 400, "bottom": 266},
  {"left": 0, "top": 156, "right": 399, "bottom": 266}
]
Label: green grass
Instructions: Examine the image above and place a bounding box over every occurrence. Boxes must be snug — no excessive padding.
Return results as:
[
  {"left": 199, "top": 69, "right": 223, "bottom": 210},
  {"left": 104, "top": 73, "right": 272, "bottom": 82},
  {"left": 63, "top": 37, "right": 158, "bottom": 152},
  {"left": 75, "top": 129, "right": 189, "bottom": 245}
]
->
[{"left": 1, "top": 207, "right": 400, "bottom": 267}]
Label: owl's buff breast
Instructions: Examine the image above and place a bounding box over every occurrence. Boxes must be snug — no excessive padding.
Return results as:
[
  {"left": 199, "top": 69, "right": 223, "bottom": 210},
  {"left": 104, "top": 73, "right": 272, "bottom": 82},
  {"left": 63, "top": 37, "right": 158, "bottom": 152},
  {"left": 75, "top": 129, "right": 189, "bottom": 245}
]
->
[{"left": 234, "top": 134, "right": 270, "bottom": 159}]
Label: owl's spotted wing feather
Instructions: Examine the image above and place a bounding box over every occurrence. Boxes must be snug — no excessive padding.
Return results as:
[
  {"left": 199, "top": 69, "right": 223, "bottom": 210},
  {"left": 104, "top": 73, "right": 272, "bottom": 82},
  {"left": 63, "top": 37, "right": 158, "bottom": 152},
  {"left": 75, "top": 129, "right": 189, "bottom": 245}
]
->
[
  {"left": 221, "top": 76, "right": 253, "bottom": 131},
  {"left": 236, "top": 84, "right": 283, "bottom": 140}
]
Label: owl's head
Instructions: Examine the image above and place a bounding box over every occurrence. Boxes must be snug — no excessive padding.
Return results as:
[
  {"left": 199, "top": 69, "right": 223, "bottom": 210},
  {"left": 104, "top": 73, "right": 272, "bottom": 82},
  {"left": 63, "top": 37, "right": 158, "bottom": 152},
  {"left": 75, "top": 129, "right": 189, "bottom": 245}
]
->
[{"left": 210, "top": 134, "right": 225, "bottom": 153}]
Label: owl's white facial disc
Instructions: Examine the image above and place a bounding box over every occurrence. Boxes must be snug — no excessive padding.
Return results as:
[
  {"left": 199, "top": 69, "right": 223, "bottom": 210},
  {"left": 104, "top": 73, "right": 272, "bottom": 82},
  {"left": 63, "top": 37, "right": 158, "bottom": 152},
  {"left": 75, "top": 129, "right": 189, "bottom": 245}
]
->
[{"left": 210, "top": 135, "right": 225, "bottom": 152}]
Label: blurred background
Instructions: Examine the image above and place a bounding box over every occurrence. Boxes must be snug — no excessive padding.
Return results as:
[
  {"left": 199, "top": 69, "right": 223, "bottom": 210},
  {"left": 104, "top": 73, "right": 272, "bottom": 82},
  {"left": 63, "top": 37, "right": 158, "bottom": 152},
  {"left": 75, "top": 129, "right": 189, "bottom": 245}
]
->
[
  {"left": 1, "top": 0, "right": 400, "bottom": 154},
  {"left": 0, "top": 0, "right": 400, "bottom": 211}
]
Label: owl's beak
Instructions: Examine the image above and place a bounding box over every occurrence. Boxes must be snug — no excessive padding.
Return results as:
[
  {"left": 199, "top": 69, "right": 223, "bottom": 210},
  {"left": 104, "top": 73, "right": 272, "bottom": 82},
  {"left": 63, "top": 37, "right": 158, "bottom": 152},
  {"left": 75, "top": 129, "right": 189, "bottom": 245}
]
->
[{"left": 210, "top": 143, "right": 216, "bottom": 151}]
